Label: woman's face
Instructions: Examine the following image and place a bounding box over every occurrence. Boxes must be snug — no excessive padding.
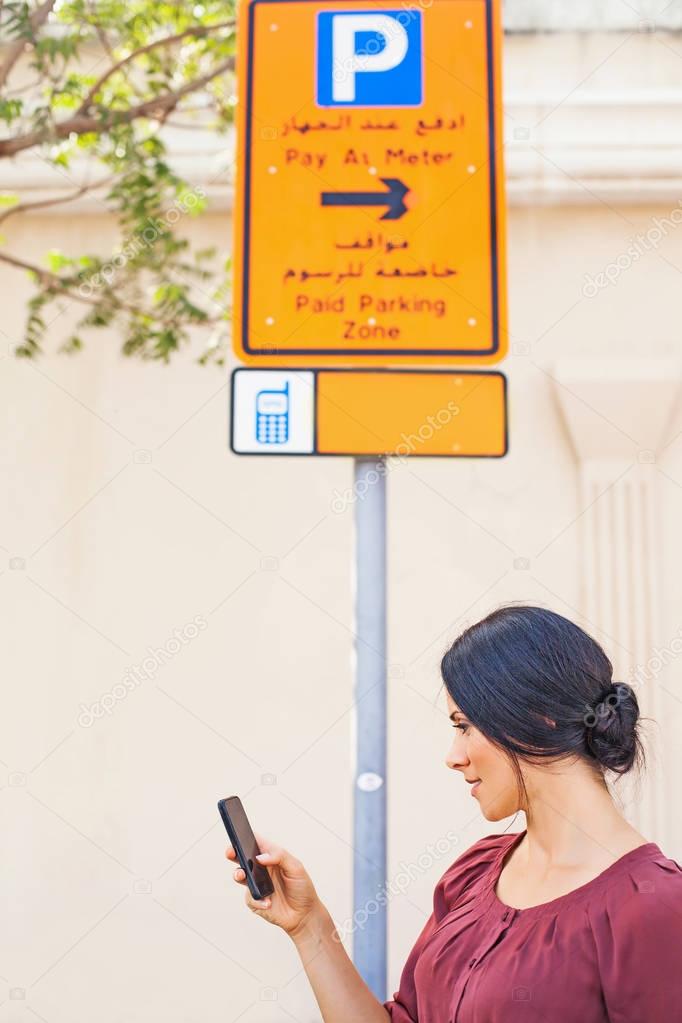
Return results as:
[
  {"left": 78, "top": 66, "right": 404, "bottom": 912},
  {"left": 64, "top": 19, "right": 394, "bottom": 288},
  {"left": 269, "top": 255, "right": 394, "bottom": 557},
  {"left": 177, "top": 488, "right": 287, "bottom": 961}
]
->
[{"left": 444, "top": 692, "right": 523, "bottom": 821}]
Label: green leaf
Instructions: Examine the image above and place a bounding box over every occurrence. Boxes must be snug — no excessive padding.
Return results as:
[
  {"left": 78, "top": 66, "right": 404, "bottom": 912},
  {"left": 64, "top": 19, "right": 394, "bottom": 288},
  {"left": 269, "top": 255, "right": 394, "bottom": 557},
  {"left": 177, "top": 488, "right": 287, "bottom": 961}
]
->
[
  {"left": 0, "top": 98, "right": 23, "bottom": 123},
  {"left": 46, "top": 250, "right": 73, "bottom": 272}
]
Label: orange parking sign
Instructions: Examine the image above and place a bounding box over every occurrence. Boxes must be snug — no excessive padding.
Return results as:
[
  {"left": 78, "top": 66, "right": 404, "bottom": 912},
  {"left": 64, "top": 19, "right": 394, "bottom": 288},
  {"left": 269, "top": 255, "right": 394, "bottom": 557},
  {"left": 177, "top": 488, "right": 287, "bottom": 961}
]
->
[
  {"left": 233, "top": 0, "right": 507, "bottom": 367},
  {"left": 316, "top": 369, "right": 507, "bottom": 455}
]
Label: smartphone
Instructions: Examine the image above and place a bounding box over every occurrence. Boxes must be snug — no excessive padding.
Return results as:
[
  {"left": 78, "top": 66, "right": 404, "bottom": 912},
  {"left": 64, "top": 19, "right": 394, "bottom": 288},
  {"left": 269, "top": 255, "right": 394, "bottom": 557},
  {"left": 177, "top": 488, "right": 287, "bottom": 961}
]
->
[{"left": 217, "top": 796, "right": 274, "bottom": 901}]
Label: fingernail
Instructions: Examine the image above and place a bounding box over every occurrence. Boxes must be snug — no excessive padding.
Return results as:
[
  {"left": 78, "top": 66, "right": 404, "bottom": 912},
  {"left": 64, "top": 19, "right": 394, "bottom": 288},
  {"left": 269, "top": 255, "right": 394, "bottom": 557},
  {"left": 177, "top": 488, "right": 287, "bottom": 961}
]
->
[{"left": 255, "top": 853, "right": 267, "bottom": 860}]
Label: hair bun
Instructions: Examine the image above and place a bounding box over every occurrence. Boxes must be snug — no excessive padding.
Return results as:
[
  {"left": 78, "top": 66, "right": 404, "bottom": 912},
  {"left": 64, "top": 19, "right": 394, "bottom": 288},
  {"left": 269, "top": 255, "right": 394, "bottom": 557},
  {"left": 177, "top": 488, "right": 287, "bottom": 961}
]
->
[{"left": 584, "top": 681, "right": 641, "bottom": 775}]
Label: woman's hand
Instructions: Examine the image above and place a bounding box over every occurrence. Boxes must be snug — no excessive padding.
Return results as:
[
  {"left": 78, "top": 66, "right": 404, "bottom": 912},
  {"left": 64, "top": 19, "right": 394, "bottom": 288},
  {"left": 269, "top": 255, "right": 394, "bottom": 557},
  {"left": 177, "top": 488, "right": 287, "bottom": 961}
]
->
[{"left": 226, "top": 833, "right": 323, "bottom": 938}]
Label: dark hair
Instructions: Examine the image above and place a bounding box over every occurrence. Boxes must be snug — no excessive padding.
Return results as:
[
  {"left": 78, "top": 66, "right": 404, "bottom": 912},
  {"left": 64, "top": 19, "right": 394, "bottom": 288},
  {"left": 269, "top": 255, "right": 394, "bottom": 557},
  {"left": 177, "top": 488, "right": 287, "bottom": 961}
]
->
[{"left": 440, "top": 605, "right": 646, "bottom": 802}]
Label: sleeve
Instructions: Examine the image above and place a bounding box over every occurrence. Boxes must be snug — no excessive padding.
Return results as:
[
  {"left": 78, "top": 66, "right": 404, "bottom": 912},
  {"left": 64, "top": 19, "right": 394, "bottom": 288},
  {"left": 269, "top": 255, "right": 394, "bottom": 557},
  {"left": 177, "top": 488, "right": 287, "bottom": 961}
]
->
[
  {"left": 596, "top": 866, "right": 682, "bottom": 1022},
  {"left": 382, "top": 912, "right": 437, "bottom": 1021}
]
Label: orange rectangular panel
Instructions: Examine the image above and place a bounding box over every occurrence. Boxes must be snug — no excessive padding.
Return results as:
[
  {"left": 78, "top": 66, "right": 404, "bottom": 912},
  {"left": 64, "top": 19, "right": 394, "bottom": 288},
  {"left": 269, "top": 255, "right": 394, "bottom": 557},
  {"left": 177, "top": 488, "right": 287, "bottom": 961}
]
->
[
  {"left": 233, "top": 0, "right": 508, "bottom": 367},
  {"left": 316, "top": 370, "right": 507, "bottom": 455}
]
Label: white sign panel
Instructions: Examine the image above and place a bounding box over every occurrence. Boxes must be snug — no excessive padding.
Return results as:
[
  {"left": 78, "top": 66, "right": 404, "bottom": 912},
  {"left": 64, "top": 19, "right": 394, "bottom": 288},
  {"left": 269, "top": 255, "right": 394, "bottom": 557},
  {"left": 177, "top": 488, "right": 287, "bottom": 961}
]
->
[{"left": 231, "top": 370, "right": 315, "bottom": 454}]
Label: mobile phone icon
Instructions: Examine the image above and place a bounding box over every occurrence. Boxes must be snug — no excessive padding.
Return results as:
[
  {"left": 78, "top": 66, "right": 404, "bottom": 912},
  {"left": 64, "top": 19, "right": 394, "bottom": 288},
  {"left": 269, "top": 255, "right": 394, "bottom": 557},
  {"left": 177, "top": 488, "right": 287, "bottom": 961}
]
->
[{"left": 255, "top": 382, "right": 289, "bottom": 444}]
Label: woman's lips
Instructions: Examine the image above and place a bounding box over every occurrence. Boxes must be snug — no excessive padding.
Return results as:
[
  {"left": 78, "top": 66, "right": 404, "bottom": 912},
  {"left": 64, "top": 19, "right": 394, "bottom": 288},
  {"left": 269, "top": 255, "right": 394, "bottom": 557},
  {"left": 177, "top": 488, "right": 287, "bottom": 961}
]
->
[{"left": 470, "top": 780, "right": 481, "bottom": 797}]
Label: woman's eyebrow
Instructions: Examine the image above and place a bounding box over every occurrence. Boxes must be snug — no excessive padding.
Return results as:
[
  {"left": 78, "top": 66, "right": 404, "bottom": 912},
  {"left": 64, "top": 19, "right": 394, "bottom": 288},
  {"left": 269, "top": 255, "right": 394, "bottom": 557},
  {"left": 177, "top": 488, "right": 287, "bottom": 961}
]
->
[{"left": 448, "top": 710, "right": 463, "bottom": 722}]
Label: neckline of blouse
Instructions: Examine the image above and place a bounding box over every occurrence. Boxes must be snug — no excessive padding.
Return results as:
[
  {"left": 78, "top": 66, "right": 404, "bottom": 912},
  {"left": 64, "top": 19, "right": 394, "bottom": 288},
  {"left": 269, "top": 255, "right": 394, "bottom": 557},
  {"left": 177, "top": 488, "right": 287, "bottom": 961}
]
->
[{"left": 485, "top": 828, "right": 663, "bottom": 920}]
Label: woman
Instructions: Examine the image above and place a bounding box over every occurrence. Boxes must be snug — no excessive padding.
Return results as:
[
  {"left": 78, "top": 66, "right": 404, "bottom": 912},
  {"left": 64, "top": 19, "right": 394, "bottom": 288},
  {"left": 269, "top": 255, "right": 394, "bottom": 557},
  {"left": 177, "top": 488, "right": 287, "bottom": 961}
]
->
[{"left": 225, "top": 605, "right": 682, "bottom": 1020}]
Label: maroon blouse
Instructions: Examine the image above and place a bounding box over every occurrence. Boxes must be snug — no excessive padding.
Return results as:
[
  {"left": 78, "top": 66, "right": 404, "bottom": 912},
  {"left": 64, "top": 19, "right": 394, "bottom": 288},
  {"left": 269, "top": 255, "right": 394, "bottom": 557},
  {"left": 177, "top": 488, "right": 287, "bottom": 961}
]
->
[{"left": 383, "top": 829, "right": 682, "bottom": 1021}]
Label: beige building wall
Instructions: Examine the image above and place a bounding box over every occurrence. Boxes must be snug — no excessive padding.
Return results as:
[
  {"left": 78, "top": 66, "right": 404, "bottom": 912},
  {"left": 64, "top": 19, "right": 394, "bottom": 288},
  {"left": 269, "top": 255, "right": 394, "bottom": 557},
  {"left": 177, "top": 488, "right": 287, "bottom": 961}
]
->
[{"left": 2, "top": 27, "right": 682, "bottom": 1023}]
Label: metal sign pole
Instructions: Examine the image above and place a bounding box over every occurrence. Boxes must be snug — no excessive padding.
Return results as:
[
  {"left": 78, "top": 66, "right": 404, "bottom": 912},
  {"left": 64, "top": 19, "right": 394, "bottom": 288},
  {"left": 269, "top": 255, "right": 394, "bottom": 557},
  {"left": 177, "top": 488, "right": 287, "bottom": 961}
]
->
[{"left": 352, "top": 456, "right": 388, "bottom": 1000}]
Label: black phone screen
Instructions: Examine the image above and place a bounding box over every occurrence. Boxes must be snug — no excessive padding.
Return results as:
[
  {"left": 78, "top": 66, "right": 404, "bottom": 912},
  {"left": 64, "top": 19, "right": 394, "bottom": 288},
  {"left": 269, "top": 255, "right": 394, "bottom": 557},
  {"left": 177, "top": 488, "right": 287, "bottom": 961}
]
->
[{"left": 218, "top": 796, "right": 274, "bottom": 899}]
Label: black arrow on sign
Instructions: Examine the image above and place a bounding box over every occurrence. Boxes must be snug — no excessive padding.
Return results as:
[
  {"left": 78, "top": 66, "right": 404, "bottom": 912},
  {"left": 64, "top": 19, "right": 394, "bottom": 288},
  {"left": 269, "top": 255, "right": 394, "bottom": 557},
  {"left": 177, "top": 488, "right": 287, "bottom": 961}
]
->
[{"left": 320, "top": 177, "right": 410, "bottom": 220}]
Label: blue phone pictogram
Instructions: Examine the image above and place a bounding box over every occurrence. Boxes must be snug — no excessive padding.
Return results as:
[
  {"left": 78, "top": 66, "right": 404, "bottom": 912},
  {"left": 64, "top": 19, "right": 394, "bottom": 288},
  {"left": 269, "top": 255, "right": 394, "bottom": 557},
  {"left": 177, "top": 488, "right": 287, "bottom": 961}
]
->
[{"left": 255, "top": 381, "right": 290, "bottom": 444}]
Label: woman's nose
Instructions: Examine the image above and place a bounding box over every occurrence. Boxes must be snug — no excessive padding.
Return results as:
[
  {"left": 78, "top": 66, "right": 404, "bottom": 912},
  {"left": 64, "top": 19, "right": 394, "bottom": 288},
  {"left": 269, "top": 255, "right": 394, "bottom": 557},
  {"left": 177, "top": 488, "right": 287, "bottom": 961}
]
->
[{"left": 444, "top": 735, "right": 469, "bottom": 771}]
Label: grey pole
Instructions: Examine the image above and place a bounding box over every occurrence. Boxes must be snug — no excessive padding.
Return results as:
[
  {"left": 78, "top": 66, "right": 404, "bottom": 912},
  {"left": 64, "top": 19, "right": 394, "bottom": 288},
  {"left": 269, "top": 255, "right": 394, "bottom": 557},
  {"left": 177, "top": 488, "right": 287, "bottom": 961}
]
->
[{"left": 352, "top": 456, "right": 388, "bottom": 1000}]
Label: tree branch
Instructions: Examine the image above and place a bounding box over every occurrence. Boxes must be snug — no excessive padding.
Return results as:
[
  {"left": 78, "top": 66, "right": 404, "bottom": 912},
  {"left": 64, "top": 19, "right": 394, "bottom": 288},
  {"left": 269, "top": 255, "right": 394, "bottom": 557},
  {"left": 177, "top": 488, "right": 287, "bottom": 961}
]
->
[
  {"left": 86, "top": 0, "right": 116, "bottom": 65},
  {"left": 0, "top": 0, "right": 57, "bottom": 90},
  {"left": 0, "top": 248, "right": 63, "bottom": 287},
  {"left": 75, "top": 21, "right": 235, "bottom": 116},
  {"left": 0, "top": 249, "right": 147, "bottom": 316},
  {"left": 0, "top": 249, "right": 226, "bottom": 323},
  {"left": 0, "top": 55, "right": 234, "bottom": 157},
  {"left": 0, "top": 175, "right": 115, "bottom": 225}
]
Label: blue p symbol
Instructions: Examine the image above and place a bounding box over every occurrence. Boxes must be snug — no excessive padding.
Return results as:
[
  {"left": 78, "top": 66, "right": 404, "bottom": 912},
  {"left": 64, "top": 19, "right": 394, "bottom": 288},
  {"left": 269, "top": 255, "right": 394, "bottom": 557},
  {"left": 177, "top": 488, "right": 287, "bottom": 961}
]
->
[{"left": 316, "top": 10, "right": 423, "bottom": 108}]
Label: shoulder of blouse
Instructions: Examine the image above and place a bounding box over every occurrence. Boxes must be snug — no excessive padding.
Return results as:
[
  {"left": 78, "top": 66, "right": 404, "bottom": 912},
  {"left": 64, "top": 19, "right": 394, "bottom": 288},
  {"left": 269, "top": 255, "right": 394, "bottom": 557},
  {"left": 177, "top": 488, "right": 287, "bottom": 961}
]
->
[
  {"left": 590, "top": 848, "right": 682, "bottom": 1017},
  {"left": 594, "top": 845, "right": 682, "bottom": 927},
  {"left": 432, "top": 830, "right": 517, "bottom": 919}
]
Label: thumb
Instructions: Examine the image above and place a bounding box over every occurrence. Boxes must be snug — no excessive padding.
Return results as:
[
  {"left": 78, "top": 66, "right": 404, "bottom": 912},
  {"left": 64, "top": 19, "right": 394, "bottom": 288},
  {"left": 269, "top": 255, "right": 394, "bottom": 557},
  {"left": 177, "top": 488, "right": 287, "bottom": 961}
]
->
[
  {"left": 253, "top": 833, "right": 299, "bottom": 870},
  {"left": 253, "top": 833, "right": 284, "bottom": 864},
  {"left": 255, "top": 844, "right": 296, "bottom": 870},
  {"left": 255, "top": 849, "right": 280, "bottom": 864}
]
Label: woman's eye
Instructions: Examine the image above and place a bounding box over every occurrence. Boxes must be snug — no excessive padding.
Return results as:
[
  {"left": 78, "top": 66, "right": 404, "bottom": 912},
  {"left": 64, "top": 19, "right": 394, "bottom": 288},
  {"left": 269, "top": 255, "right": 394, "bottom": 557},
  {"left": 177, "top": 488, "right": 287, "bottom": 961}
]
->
[{"left": 451, "top": 723, "right": 469, "bottom": 733}]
